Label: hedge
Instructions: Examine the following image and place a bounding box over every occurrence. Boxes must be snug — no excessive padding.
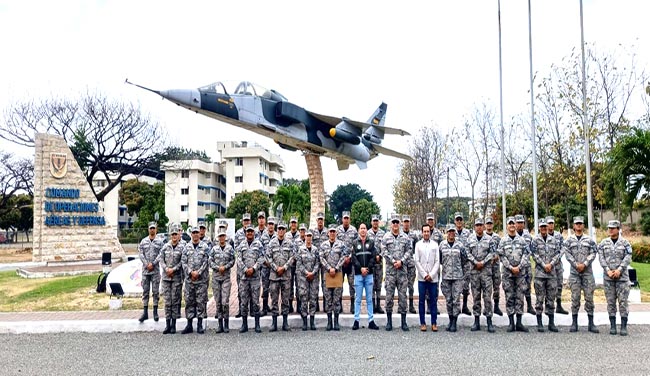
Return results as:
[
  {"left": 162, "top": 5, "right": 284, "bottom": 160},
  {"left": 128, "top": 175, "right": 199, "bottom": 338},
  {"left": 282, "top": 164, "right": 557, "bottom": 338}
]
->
[{"left": 632, "top": 242, "right": 650, "bottom": 264}]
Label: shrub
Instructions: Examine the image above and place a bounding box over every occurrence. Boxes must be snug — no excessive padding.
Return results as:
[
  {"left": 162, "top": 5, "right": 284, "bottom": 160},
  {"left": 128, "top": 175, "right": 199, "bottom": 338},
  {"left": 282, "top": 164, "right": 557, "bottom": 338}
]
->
[
  {"left": 641, "top": 211, "right": 650, "bottom": 236},
  {"left": 632, "top": 242, "right": 650, "bottom": 263}
]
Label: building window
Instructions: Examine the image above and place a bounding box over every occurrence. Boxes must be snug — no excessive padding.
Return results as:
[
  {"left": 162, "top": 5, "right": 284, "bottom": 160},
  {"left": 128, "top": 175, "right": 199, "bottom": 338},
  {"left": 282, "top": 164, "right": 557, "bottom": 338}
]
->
[
  {"left": 235, "top": 176, "right": 243, "bottom": 183},
  {"left": 119, "top": 208, "right": 126, "bottom": 216},
  {"left": 235, "top": 158, "right": 243, "bottom": 166},
  {"left": 181, "top": 205, "right": 188, "bottom": 212},
  {"left": 204, "top": 172, "right": 211, "bottom": 179},
  {"left": 259, "top": 175, "right": 263, "bottom": 184},
  {"left": 181, "top": 188, "right": 189, "bottom": 195},
  {"left": 181, "top": 170, "right": 189, "bottom": 178}
]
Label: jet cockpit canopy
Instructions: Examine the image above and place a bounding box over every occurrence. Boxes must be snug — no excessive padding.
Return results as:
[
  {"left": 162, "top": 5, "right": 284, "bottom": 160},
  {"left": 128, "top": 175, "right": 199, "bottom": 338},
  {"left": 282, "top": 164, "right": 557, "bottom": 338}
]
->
[{"left": 199, "top": 81, "right": 287, "bottom": 102}]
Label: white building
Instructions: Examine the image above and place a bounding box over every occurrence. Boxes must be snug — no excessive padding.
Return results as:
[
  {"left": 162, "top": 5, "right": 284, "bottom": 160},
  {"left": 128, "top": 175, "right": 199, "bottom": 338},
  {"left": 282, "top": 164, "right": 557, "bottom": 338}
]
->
[{"left": 217, "top": 141, "right": 284, "bottom": 206}]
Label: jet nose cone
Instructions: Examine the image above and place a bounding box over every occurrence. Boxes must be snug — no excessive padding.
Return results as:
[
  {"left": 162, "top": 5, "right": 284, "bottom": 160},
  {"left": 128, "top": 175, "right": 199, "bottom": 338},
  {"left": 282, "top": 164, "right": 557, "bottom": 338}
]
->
[{"left": 159, "top": 89, "right": 201, "bottom": 109}]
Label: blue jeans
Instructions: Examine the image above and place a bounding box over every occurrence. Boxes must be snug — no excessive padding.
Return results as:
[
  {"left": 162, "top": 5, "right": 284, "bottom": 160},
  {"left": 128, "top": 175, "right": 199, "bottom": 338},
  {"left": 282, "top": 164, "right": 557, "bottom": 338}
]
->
[
  {"left": 418, "top": 280, "right": 438, "bottom": 325},
  {"left": 354, "top": 273, "right": 374, "bottom": 322}
]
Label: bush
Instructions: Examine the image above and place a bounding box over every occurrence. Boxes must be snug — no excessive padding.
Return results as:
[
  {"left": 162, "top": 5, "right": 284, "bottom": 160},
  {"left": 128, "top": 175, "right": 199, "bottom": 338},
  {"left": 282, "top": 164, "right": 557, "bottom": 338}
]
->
[
  {"left": 632, "top": 242, "right": 650, "bottom": 263},
  {"left": 641, "top": 211, "right": 650, "bottom": 236}
]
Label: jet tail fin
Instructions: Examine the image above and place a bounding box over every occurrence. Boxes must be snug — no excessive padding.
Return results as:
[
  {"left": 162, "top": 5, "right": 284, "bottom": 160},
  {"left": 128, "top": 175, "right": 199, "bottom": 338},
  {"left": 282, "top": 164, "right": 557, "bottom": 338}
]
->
[{"left": 372, "top": 144, "right": 413, "bottom": 161}]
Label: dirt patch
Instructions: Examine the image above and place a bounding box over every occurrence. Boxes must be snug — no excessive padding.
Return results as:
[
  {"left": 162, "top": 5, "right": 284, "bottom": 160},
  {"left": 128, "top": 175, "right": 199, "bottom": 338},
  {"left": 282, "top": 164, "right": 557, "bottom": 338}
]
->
[{"left": 0, "top": 248, "right": 33, "bottom": 263}]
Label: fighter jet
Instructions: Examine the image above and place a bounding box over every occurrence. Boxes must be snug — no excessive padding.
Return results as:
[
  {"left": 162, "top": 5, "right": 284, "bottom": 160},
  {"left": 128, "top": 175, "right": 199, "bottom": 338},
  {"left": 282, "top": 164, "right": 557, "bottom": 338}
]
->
[{"left": 127, "top": 80, "right": 412, "bottom": 170}]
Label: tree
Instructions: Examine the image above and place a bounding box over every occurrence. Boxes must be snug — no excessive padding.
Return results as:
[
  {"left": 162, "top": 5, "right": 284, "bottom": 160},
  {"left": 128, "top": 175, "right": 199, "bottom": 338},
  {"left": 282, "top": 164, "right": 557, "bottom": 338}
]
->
[
  {"left": 1, "top": 92, "right": 167, "bottom": 202},
  {"left": 0, "top": 194, "right": 32, "bottom": 242},
  {"left": 607, "top": 128, "right": 650, "bottom": 207},
  {"left": 119, "top": 180, "right": 168, "bottom": 230},
  {"left": 225, "top": 190, "right": 271, "bottom": 230},
  {"left": 0, "top": 152, "right": 33, "bottom": 219},
  {"left": 146, "top": 146, "right": 211, "bottom": 171},
  {"left": 329, "top": 183, "right": 373, "bottom": 222},
  {"left": 350, "top": 199, "right": 381, "bottom": 229},
  {"left": 272, "top": 184, "right": 310, "bottom": 223}
]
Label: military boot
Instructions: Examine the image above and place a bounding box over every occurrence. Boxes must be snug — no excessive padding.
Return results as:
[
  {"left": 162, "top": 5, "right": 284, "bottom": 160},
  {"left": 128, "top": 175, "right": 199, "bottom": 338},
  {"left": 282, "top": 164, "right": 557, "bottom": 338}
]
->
[
  {"left": 515, "top": 314, "right": 529, "bottom": 332},
  {"left": 507, "top": 314, "right": 515, "bottom": 332},
  {"left": 288, "top": 298, "right": 294, "bottom": 314},
  {"left": 261, "top": 299, "right": 270, "bottom": 317},
  {"left": 548, "top": 315, "right": 558, "bottom": 332},
  {"left": 487, "top": 317, "right": 495, "bottom": 333},
  {"left": 153, "top": 306, "right": 159, "bottom": 322},
  {"left": 526, "top": 295, "right": 535, "bottom": 315},
  {"left": 570, "top": 314, "right": 579, "bottom": 332},
  {"left": 448, "top": 316, "right": 457, "bottom": 332},
  {"left": 270, "top": 315, "right": 278, "bottom": 332},
  {"left": 375, "top": 297, "right": 385, "bottom": 314},
  {"left": 302, "top": 316, "right": 308, "bottom": 331},
  {"left": 588, "top": 314, "right": 599, "bottom": 333},
  {"left": 620, "top": 317, "right": 628, "bottom": 336},
  {"left": 296, "top": 297, "right": 302, "bottom": 315},
  {"left": 385, "top": 312, "right": 393, "bottom": 331},
  {"left": 471, "top": 316, "right": 481, "bottom": 331},
  {"left": 197, "top": 318, "right": 205, "bottom": 334},
  {"left": 536, "top": 315, "right": 545, "bottom": 332},
  {"left": 461, "top": 293, "right": 471, "bottom": 316},
  {"left": 163, "top": 319, "right": 171, "bottom": 334},
  {"left": 239, "top": 316, "right": 248, "bottom": 333},
  {"left": 401, "top": 313, "right": 409, "bottom": 331},
  {"left": 349, "top": 296, "right": 355, "bottom": 314},
  {"left": 223, "top": 318, "right": 230, "bottom": 333},
  {"left": 181, "top": 318, "right": 193, "bottom": 334},
  {"left": 138, "top": 306, "right": 148, "bottom": 323},
  {"left": 326, "top": 313, "right": 333, "bottom": 331},
  {"left": 333, "top": 313, "right": 340, "bottom": 331},
  {"left": 493, "top": 299, "right": 503, "bottom": 316},
  {"left": 609, "top": 316, "right": 617, "bottom": 335},
  {"left": 170, "top": 319, "right": 176, "bottom": 334},
  {"left": 282, "top": 314, "right": 290, "bottom": 331},
  {"left": 216, "top": 318, "right": 224, "bottom": 333},
  {"left": 409, "top": 298, "right": 416, "bottom": 314},
  {"left": 310, "top": 315, "right": 316, "bottom": 330},
  {"left": 254, "top": 314, "right": 262, "bottom": 333},
  {"left": 555, "top": 297, "right": 568, "bottom": 314}
]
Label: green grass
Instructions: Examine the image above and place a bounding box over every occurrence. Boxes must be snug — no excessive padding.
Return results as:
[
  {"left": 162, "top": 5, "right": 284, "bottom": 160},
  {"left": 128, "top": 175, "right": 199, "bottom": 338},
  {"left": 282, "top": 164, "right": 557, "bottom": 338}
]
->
[
  {"left": 632, "top": 262, "right": 650, "bottom": 293},
  {"left": 15, "top": 274, "right": 97, "bottom": 301}
]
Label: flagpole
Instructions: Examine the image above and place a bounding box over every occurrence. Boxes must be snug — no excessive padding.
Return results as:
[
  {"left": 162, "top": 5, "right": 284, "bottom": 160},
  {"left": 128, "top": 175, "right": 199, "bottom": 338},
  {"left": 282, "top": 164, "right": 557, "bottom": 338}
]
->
[
  {"left": 580, "top": 0, "right": 594, "bottom": 237},
  {"left": 498, "top": 0, "right": 507, "bottom": 234},
  {"left": 528, "top": 0, "right": 539, "bottom": 234}
]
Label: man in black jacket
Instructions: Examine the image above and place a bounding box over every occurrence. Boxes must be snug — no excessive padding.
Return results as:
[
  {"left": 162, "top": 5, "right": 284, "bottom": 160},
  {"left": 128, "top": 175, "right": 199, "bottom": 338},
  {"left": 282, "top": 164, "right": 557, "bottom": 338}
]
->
[{"left": 351, "top": 223, "right": 380, "bottom": 330}]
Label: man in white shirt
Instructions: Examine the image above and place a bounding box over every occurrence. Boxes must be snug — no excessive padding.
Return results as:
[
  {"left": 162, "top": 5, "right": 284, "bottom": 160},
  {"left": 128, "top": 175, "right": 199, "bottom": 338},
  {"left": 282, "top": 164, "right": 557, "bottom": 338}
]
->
[{"left": 414, "top": 224, "right": 441, "bottom": 332}]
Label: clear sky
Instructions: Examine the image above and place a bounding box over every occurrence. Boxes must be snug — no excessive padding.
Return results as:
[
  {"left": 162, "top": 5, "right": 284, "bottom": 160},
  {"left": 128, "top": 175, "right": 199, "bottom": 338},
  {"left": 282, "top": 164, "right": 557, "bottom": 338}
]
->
[{"left": 1, "top": 0, "right": 648, "bottom": 218}]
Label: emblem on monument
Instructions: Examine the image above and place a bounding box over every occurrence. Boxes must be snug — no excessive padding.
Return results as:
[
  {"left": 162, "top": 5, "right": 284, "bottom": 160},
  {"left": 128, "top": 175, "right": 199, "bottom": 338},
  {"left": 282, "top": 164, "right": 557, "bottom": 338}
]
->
[{"left": 49, "top": 152, "right": 68, "bottom": 179}]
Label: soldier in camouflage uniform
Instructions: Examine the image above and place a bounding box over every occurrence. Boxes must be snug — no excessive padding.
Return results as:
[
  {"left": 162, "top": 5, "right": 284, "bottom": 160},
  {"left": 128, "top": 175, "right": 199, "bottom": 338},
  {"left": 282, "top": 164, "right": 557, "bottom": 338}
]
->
[
  {"left": 267, "top": 222, "right": 295, "bottom": 332},
  {"left": 286, "top": 217, "right": 301, "bottom": 313},
  {"left": 198, "top": 221, "right": 213, "bottom": 249},
  {"left": 337, "top": 211, "right": 359, "bottom": 314},
  {"left": 485, "top": 217, "right": 503, "bottom": 316},
  {"left": 563, "top": 216, "right": 599, "bottom": 333},
  {"left": 466, "top": 218, "right": 496, "bottom": 332},
  {"left": 402, "top": 215, "right": 419, "bottom": 314},
  {"left": 209, "top": 228, "right": 235, "bottom": 333},
  {"left": 320, "top": 224, "right": 346, "bottom": 331},
  {"left": 310, "top": 212, "right": 328, "bottom": 312},
  {"left": 453, "top": 212, "right": 472, "bottom": 316},
  {"left": 181, "top": 226, "right": 210, "bottom": 334},
  {"left": 368, "top": 214, "right": 385, "bottom": 314},
  {"left": 138, "top": 221, "right": 164, "bottom": 323},
  {"left": 160, "top": 225, "right": 184, "bottom": 334},
  {"left": 440, "top": 224, "right": 466, "bottom": 332},
  {"left": 236, "top": 226, "right": 264, "bottom": 333},
  {"left": 197, "top": 221, "right": 212, "bottom": 321},
  {"left": 530, "top": 219, "right": 561, "bottom": 332},
  {"left": 547, "top": 216, "right": 569, "bottom": 315},
  {"left": 296, "top": 230, "right": 320, "bottom": 330},
  {"left": 259, "top": 216, "right": 276, "bottom": 316},
  {"left": 234, "top": 213, "right": 252, "bottom": 318},
  {"left": 498, "top": 217, "right": 530, "bottom": 332},
  {"left": 381, "top": 214, "right": 412, "bottom": 332},
  {"left": 514, "top": 214, "right": 535, "bottom": 315},
  {"left": 254, "top": 211, "right": 267, "bottom": 240},
  {"left": 599, "top": 220, "right": 633, "bottom": 336}
]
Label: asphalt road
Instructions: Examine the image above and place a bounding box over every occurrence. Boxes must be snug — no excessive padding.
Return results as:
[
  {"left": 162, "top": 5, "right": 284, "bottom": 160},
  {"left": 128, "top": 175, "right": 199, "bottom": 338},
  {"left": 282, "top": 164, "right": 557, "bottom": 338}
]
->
[{"left": 1, "top": 326, "right": 649, "bottom": 375}]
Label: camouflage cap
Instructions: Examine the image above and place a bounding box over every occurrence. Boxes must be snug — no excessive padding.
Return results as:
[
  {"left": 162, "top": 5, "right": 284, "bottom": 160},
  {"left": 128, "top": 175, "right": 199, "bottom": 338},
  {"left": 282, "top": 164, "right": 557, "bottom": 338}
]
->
[
  {"left": 390, "top": 213, "right": 400, "bottom": 223},
  {"left": 170, "top": 225, "right": 181, "bottom": 235},
  {"left": 371, "top": 214, "right": 380, "bottom": 221},
  {"left": 244, "top": 225, "right": 255, "bottom": 232},
  {"left": 514, "top": 214, "right": 525, "bottom": 223},
  {"left": 402, "top": 214, "right": 411, "bottom": 222},
  {"left": 573, "top": 216, "right": 584, "bottom": 224},
  {"left": 257, "top": 211, "right": 266, "bottom": 218},
  {"left": 304, "top": 230, "right": 313, "bottom": 237},
  {"left": 277, "top": 222, "right": 287, "bottom": 229},
  {"left": 506, "top": 216, "right": 516, "bottom": 224},
  {"left": 299, "top": 223, "right": 307, "bottom": 230},
  {"left": 426, "top": 212, "right": 435, "bottom": 220},
  {"left": 267, "top": 216, "right": 276, "bottom": 224},
  {"left": 218, "top": 220, "right": 228, "bottom": 227},
  {"left": 474, "top": 218, "right": 484, "bottom": 225},
  {"left": 342, "top": 211, "right": 351, "bottom": 218},
  {"left": 148, "top": 221, "right": 157, "bottom": 229},
  {"left": 485, "top": 216, "right": 494, "bottom": 224},
  {"left": 217, "top": 228, "right": 227, "bottom": 236},
  {"left": 290, "top": 216, "right": 298, "bottom": 223},
  {"left": 190, "top": 226, "right": 200, "bottom": 233},
  {"left": 328, "top": 224, "right": 337, "bottom": 231},
  {"left": 198, "top": 221, "right": 206, "bottom": 228},
  {"left": 242, "top": 213, "right": 251, "bottom": 221},
  {"left": 607, "top": 220, "right": 620, "bottom": 228},
  {"left": 546, "top": 216, "right": 555, "bottom": 224},
  {"left": 316, "top": 212, "right": 325, "bottom": 219},
  {"left": 454, "top": 212, "right": 463, "bottom": 220},
  {"left": 539, "top": 218, "right": 547, "bottom": 227},
  {"left": 446, "top": 224, "right": 456, "bottom": 232}
]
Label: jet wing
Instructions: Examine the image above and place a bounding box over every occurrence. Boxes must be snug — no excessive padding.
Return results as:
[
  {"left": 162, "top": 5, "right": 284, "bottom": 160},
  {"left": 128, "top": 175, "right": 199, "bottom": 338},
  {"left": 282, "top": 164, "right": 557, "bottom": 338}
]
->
[
  {"left": 307, "top": 111, "right": 411, "bottom": 136},
  {"left": 372, "top": 144, "right": 413, "bottom": 161}
]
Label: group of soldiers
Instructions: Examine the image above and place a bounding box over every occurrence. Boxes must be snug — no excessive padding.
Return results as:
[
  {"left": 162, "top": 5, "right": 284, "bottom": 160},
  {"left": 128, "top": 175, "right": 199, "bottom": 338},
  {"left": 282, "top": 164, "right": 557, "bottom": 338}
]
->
[{"left": 137, "top": 209, "right": 633, "bottom": 336}]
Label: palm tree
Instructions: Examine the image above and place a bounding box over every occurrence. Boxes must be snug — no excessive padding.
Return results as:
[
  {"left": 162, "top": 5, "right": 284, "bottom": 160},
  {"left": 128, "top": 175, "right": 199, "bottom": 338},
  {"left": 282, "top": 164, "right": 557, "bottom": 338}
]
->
[
  {"left": 273, "top": 184, "right": 309, "bottom": 223},
  {"left": 609, "top": 128, "right": 650, "bottom": 206}
]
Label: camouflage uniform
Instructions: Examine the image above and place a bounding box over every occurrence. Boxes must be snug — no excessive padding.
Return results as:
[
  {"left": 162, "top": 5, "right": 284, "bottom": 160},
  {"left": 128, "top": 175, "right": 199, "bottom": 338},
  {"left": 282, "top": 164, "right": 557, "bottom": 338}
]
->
[
  {"left": 138, "top": 235, "right": 164, "bottom": 307},
  {"left": 337, "top": 224, "right": 359, "bottom": 308},
  {"left": 455, "top": 228, "right": 472, "bottom": 299},
  {"left": 368, "top": 228, "right": 386, "bottom": 303},
  {"left": 320, "top": 239, "right": 346, "bottom": 314},
  {"left": 209, "top": 242, "right": 235, "bottom": 320},
  {"left": 259, "top": 228, "right": 276, "bottom": 312},
  {"left": 530, "top": 233, "right": 561, "bottom": 315},
  {"left": 549, "top": 230, "right": 565, "bottom": 300},
  {"left": 486, "top": 231, "right": 502, "bottom": 301},
  {"left": 160, "top": 241, "right": 184, "bottom": 319},
  {"left": 181, "top": 241, "right": 210, "bottom": 320},
  {"left": 296, "top": 243, "right": 321, "bottom": 317},
  {"left": 310, "top": 226, "right": 328, "bottom": 305},
  {"left": 516, "top": 229, "right": 534, "bottom": 297},
  {"left": 498, "top": 234, "right": 530, "bottom": 316},
  {"left": 402, "top": 229, "right": 420, "bottom": 304},
  {"left": 267, "top": 236, "right": 295, "bottom": 316},
  {"left": 466, "top": 232, "right": 495, "bottom": 317},
  {"left": 287, "top": 229, "right": 301, "bottom": 310},
  {"left": 440, "top": 239, "right": 467, "bottom": 317},
  {"left": 564, "top": 234, "right": 598, "bottom": 315},
  {"left": 236, "top": 238, "right": 264, "bottom": 317},
  {"left": 598, "top": 237, "right": 633, "bottom": 318},
  {"left": 381, "top": 231, "right": 412, "bottom": 314}
]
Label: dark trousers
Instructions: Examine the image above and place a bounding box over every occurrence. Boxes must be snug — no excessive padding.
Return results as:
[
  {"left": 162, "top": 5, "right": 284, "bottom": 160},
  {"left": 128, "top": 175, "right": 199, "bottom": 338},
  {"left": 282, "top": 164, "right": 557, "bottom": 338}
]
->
[{"left": 418, "top": 280, "right": 438, "bottom": 325}]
